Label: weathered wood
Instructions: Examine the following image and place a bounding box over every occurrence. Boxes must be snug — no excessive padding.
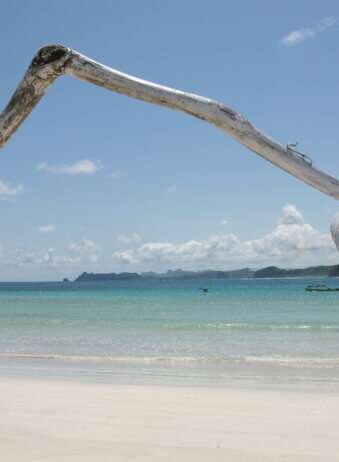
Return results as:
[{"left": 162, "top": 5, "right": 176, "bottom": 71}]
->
[
  {"left": 0, "top": 44, "right": 338, "bottom": 247},
  {"left": 331, "top": 213, "right": 339, "bottom": 250}
]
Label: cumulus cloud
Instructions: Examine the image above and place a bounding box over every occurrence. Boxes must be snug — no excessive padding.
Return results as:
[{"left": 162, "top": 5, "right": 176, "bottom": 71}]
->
[
  {"left": 1, "top": 249, "right": 35, "bottom": 268},
  {"left": 118, "top": 233, "right": 142, "bottom": 244},
  {"left": 219, "top": 219, "right": 230, "bottom": 227},
  {"left": 112, "top": 205, "right": 336, "bottom": 269},
  {"left": 0, "top": 180, "right": 24, "bottom": 198},
  {"left": 112, "top": 250, "right": 138, "bottom": 264},
  {"left": 0, "top": 247, "right": 84, "bottom": 270},
  {"left": 281, "top": 16, "right": 337, "bottom": 46},
  {"left": 124, "top": 234, "right": 240, "bottom": 265},
  {"left": 82, "top": 239, "right": 102, "bottom": 251},
  {"left": 69, "top": 239, "right": 102, "bottom": 253},
  {"left": 36, "top": 159, "right": 103, "bottom": 175},
  {"left": 277, "top": 204, "right": 304, "bottom": 225},
  {"left": 37, "top": 224, "right": 56, "bottom": 234},
  {"left": 35, "top": 248, "right": 81, "bottom": 267}
]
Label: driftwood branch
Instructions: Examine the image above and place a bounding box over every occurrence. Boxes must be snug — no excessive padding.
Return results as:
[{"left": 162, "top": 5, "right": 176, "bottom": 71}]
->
[
  {"left": 331, "top": 213, "right": 339, "bottom": 250},
  {"left": 0, "top": 44, "right": 338, "bottom": 248}
]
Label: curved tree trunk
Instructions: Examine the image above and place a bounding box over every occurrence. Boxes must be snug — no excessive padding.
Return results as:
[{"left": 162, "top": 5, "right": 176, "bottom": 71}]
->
[{"left": 0, "top": 44, "right": 338, "bottom": 247}]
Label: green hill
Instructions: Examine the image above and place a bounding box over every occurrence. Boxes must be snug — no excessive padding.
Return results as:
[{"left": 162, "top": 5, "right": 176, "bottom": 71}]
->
[{"left": 253, "top": 265, "right": 339, "bottom": 278}]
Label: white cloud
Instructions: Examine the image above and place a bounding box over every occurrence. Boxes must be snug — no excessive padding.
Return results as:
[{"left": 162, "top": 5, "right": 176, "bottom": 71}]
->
[
  {"left": 281, "top": 28, "right": 316, "bottom": 46},
  {"left": 113, "top": 205, "right": 336, "bottom": 269},
  {"left": 281, "top": 16, "right": 337, "bottom": 46},
  {"left": 69, "top": 238, "right": 102, "bottom": 253},
  {"left": 133, "top": 234, "right": 239, "bottom": 264},
  {"left": 0, "top": 180, "right": 24, "bottom": 198},
  {"left": 118, "top": 233, "right": 142, "bottom": 244},
  {"left": 0, "top": 247, "right": 83, "bottom": 270},
  {"left": 167, "top": 185, "right": 177, "bottom": 194},
  {"left": 35, "top": 248, "right": 81, "bottom": 267},
  {"left": 36, "top": 159, "right": 103, "bottom": 175},
  {"left": 112, "top": 250, "right": 138, "bottom": 264},
  {"left": 1, "top": 249, "right": 35, "bottom": 268},
  {"left": 82, "top": 239, "right": 102, "bottom": 251},
  {"left": 108, "top": 170, "right": 127, "bottom": 179},
  {"left": 318, "top": 16, "right": 338, "bottom": 31},
  {"left": 277, "top": 204, "right": 304, "bottom": 225},
  {"left": 89, "top": 254, "right": 101, "bottom": 264},
  {"left": 219, "top": 219, "right": 230, "bottom": 227},
  {"left": 68, "top": 243, "right": 82, "bottom": 253},
  {"left": 37, "top": 224, "right": 56, "bottom": 234}
]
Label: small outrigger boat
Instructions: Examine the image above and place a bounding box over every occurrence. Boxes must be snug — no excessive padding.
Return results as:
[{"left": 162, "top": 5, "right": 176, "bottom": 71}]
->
[{"left": 305, "top": 284, "right": 339, "bottom": 292}]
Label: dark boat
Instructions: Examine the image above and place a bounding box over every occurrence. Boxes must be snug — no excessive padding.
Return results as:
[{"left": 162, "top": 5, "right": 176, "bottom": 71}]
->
[{"left": 305, "top": 285, "right": 339, "bottom": 292}]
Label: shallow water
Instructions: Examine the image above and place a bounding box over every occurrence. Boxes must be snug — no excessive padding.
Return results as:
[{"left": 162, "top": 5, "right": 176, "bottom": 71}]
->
[{"left": 0, "top": 278, "right": 338, "bottom": 387}]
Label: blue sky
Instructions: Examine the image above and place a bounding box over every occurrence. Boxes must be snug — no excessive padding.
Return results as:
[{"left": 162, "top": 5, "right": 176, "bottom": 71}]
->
[{"left": 0, "top": 0, "right": 338, "bottom": 281}]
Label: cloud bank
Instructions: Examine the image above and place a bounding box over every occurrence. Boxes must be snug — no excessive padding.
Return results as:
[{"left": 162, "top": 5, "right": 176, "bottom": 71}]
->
[
  {"left": 0, "top": 205, "right": 336, "bottom": 277},
  {"left": 113, "top": 205, "right": 336, "bottom": 269}
]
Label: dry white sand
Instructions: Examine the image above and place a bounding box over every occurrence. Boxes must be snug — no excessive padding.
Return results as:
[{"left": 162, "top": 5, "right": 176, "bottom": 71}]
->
[{"left": 1, "top": 378, "right": 339, "bottom": 461}]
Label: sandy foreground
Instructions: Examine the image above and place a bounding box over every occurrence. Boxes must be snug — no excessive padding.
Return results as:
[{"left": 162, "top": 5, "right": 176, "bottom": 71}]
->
[{"left": 1, "top": 378, "right": 339, "bottom": 461}]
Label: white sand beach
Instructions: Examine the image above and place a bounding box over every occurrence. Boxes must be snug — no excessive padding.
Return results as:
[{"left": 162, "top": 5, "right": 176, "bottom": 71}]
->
[{"left": 1, "top": 378, "right": 339, "bottom": 461}]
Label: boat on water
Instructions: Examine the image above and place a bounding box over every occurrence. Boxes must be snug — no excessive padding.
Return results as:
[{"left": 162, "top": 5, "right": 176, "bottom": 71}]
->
[{"left": 305, "top": 284, "right": 339, "bottom": 292}]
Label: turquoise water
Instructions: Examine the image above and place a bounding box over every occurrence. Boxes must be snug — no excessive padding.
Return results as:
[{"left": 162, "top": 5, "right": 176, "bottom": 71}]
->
[{"left": 0, "top": 278, "right": 339, "bottom": 384}]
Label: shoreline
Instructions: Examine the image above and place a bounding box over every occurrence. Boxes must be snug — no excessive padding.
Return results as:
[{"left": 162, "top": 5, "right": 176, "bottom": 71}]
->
[
  {"left": 2, "top": 375, "right": 339, "bottom": 461},
  {"left": 1, "top": 354, "right": 339, "bottom": 394},
  {"left": 2, "top": 349, "right": 339, "bottom": 392}
]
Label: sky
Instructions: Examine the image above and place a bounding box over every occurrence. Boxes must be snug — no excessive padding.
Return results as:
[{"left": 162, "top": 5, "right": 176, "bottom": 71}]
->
[{"left": 0, "top": 0, "right": 338, "bottom": 281}]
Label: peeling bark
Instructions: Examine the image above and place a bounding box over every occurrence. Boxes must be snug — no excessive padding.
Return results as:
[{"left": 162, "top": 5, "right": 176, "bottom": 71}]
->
[{"left": 0, "top": 44, "right": 338, "bottom": 247}]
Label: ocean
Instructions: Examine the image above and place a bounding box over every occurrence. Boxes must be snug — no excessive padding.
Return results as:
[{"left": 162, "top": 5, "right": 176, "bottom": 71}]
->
[{"left": 0, "top": 278, "right": 338, "bottom": 389}]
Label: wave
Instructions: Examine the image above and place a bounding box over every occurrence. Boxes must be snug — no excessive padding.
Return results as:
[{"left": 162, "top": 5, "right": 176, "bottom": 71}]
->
[
  {"left": 1, "top": 353, "right": 339, "bottom": 368},
  {"left": 2, "top": 318, "right": 339, "bottom": 332},
  {"left": 158, "top": 323, "right": 339, "bottom": 332}
]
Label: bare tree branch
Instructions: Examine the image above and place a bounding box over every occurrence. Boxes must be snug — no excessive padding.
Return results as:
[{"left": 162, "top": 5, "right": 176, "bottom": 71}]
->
[{"left": 0, "top": 44, "right": 338, "bottom": 247}]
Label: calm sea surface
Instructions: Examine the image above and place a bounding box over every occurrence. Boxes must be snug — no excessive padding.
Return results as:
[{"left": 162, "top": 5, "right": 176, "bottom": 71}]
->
[{"left": 0, "top": 278, "right": 339, "bottom": 387}]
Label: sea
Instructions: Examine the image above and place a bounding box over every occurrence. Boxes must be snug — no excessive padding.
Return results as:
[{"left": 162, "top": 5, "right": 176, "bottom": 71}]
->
[{"left": 0, "top": 278, "right": 339, "bottom": 390}]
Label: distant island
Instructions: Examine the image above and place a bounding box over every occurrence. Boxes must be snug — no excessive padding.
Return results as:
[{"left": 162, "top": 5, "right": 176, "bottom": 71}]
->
[
  {"left": 253, "top": 265, "right": 339, "bottom": 278},
  {"left": 73, "top": 264, "right": 339, "bottom": 282}
]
